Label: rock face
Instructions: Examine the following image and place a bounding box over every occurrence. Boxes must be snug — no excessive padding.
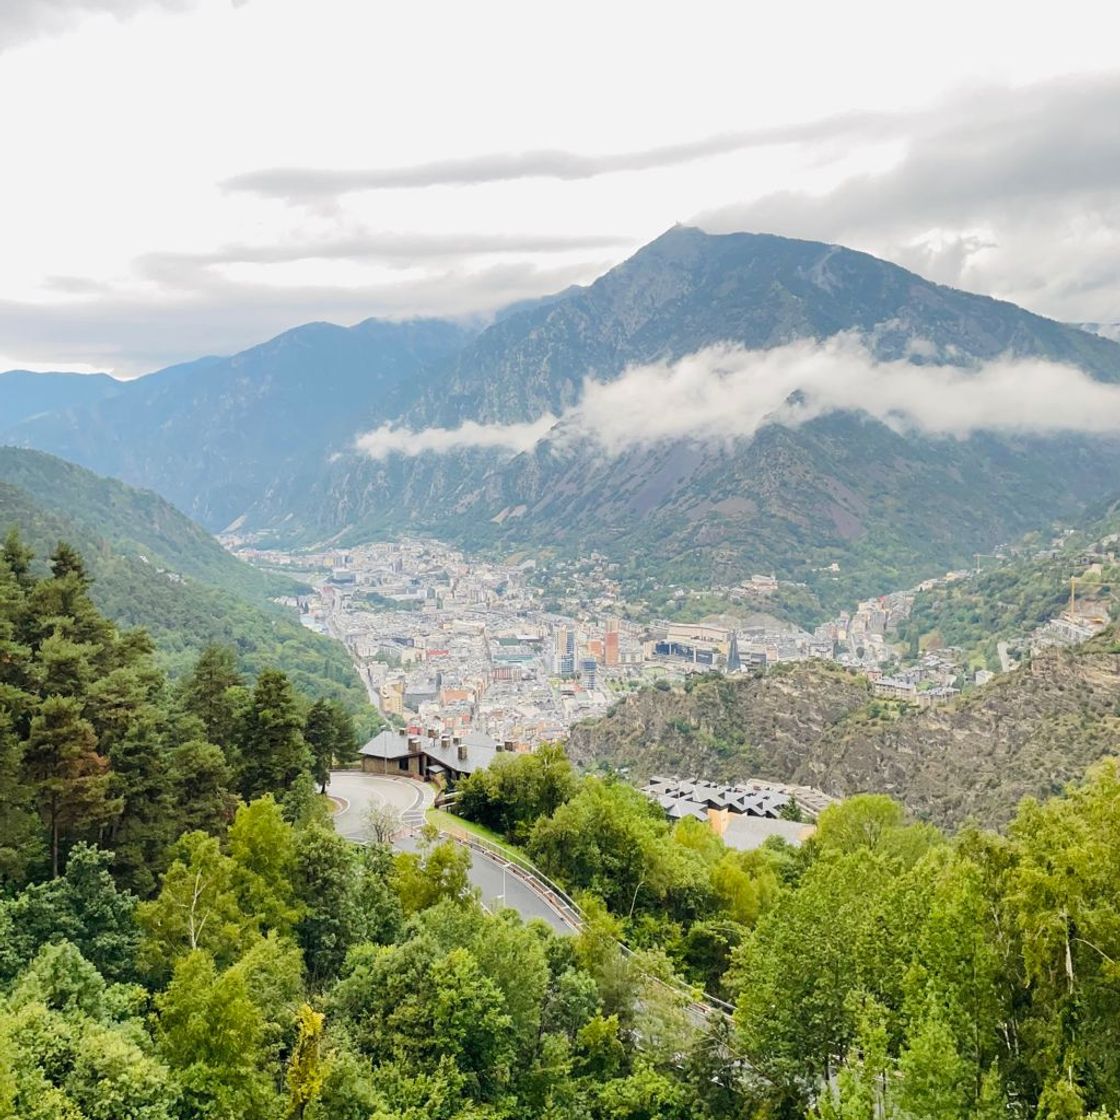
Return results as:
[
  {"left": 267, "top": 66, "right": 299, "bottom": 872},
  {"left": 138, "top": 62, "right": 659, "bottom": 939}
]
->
[
  {"left": 571, "top": 634, "right": 1120, "bottom": 830},
  {"left": 566, "top": 665, "right": 873, "bottom": 784}
]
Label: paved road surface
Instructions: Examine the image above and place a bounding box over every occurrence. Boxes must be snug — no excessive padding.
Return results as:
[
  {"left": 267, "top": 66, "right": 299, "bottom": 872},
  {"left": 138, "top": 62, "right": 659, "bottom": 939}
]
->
[{"left": 327, "top": 771, "right": 577, "bottom": 934}]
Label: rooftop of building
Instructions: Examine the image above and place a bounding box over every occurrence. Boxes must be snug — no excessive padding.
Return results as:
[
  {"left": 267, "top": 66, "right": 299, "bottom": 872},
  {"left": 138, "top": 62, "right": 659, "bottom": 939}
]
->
[{"left": 359, "top": 727, "right": 499, "bottom": 774}]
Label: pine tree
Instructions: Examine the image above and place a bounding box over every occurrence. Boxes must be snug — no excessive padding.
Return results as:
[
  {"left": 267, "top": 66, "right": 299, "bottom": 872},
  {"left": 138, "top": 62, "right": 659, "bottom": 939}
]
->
[
  {"left": 303, "top": 698, "right": 357, "bottom": 792},
  {"left": 0, "top": 713, "right": 41, "bottom": 887},
  {"left": 23, "top": 696, "right": 122, "bottom": 876},
  {"left": 236, "top": 669, "right": 311, "bottom": 801},
  {"left": 179, "top": 645, "right": 245, "bottom": 750}
]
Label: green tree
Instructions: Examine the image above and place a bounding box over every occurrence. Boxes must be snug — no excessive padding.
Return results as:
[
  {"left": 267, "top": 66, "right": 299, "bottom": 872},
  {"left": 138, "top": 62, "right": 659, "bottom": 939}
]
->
[
  {"left": 393, "top": 836, "right": 473, "bottom": 915},
  {"left": 814, "top": 794, "right": 940, "bottom": 867},
  {"left": 0, "top": 713, "right": 41, "bottom": 888},
  {"left": 1006, "top": 760, "right": 1120, "bottom": 1115},
  {"left": 229, "top": 796, "right": 301, "bottom": 935},
  {"left": 155, "top": 948, "right": 286, "bottom": 1119},
  {"left": 168, "top": 738, "right": 235, "bottom": 835},
  {"left": 178, "top": 645, "right": 245, "bottom": 750},
  {"left": 236, "top": 669, "right": 312, "bottom": 801},
  {"left": 23, "top": 696, "right": 122, "bottom": 877},
  {"left": 292, "top": 826, "right": 365, "bottom": 986},
  {"left": 136, "top": 831, "right": 255, "bottom": 975},
  {"left": 0, "top": 843, "right": 138, "bottom": 983},
  {"left": 896, "top": 1010, "right": 971, "bottom": 1120},
  {"left": 303, "top": 698, "right": 357, "bottom": 792}
]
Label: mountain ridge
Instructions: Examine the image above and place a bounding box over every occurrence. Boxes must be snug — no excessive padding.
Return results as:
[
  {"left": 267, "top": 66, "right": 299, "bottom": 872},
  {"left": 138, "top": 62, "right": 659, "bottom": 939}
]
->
[{"left": 7, "top": 228, "right": 1120, "bottom": 617}]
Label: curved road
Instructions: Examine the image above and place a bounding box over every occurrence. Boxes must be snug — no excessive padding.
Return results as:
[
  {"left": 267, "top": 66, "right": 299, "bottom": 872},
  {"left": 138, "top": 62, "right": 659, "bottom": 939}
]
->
[{"left": 327, "top": 771, "right": 577, "bottom": 934}]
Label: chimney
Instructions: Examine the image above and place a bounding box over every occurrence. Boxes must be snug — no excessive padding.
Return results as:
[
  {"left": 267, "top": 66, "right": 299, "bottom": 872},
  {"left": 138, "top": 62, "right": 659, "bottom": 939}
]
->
[
  {"left": 397, "top": 727, "right": 407, "bottom": 738},
  {"left": 503, "top": 740, "right": 514, "bottom": 753},
  {"left": 457, "top": 742, "right": 468, "bottom": 761},
  {"left": 408, "top": 736, "right": 421, "bottom": 754}
]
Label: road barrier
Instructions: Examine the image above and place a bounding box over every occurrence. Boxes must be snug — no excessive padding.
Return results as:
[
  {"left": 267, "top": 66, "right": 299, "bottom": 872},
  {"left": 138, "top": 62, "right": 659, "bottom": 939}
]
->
[{"left": 432, "top": 822, "right": 735, "bottom": 1019}]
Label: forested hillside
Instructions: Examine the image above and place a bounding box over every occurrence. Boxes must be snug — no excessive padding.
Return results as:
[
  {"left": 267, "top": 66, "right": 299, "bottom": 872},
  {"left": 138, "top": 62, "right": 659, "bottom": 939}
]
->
[
  {"left": 0, "top": 450, "right": 370, "bottom": 712},
  {"left": 898, "top": 499, "right": 1120, "bottom": 668}
]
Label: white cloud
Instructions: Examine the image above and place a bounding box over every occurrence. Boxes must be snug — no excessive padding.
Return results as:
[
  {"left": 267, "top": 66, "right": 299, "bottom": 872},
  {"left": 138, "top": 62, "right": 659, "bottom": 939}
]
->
[
  {"left": 0, "top": 0, "right": 203, "bottom": 51},
  {"left": 356, "top": 337, "right": 1120, "bottom": 460},
  {"left": 356, "top": 415, "right": 558, "bottom": 459}
]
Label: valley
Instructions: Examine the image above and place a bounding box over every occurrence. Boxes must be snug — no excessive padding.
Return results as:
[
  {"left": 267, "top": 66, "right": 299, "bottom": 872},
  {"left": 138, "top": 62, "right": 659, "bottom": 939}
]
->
[{"left": 8, "top": 11, "right": 1120, "bottom": 1119}]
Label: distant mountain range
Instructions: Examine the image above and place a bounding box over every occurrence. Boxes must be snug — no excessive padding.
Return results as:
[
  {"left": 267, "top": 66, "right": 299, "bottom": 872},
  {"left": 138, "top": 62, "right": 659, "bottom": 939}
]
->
[
  {"left": 1, "top": 319, "right": 472, "bottom": 529},
  {"left": 6, "top": 227, "right": 1120, "bottom": 618}
]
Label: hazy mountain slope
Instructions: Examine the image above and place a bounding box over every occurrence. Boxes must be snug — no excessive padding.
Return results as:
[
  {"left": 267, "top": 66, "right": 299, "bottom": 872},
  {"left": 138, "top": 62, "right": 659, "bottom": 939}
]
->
[
  {"left": 2, "top": 317, "right": 473, "bottom": 529},
  {"left": 283, "top": 229, "right": 1120, "bottom": 614},
  {"left": 571, "top": 631, "right": 1120, "bottom": 830},
  {"left": 0, "top": 447, "right": 294, "bottom": 602},
  {"left": 0, "top": 369, "right": 120, "bottom": 427},
  {"left": 0, "top": 450, "right": 370, "bottom": 710}
]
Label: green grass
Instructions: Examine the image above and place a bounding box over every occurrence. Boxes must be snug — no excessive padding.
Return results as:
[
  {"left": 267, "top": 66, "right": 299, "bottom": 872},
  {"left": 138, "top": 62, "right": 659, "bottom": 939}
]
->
[{"left": 426, "top": 808, "right": 523, "bottom": 862}]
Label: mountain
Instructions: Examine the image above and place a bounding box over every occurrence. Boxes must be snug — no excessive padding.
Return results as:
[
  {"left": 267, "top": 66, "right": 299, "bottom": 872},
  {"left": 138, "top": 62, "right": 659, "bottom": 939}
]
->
[
  {"left": 8, "top": 229, "right": 1120, "bottom": 617},
  {"left": 0, "top": 448, "right": 372, "bottom": 713},
  {"left": 569, "top": 628, "right": 1120, "bottom": 830},
  {"left": 289, "top": 228, "right": 1120, "bottom": 614},
  {"left": 897, "top": 497, "right": 1120, "bottom": 670},
  {"left": 0, "top": 369, "right": 120, "bottom": 427},
  {"left": 2, "top": 317, "right": 474, "bottom": 530}
]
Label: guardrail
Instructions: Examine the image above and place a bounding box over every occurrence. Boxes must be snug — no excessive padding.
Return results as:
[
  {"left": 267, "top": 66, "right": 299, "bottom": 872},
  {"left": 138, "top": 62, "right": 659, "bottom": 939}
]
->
[{"left": 432, "top": 821, "right": 735, "bottom": 1019}]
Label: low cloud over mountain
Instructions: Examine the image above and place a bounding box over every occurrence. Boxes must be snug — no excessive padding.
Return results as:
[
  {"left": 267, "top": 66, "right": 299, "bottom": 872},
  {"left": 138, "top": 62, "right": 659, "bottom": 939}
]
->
[{"left": 356, "top": 336, "right": 1120, "bottom": 460}]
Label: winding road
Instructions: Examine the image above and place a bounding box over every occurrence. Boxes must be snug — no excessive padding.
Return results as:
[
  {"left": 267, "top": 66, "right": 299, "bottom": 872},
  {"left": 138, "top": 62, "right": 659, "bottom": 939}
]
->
[{"left": 327, "top": 771, "right": 578, "bottom": 934}]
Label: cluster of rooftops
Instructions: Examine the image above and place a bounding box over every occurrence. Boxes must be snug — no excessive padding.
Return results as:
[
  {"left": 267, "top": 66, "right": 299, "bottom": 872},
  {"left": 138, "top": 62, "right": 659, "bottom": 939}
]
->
[{"left": 640, "top": 776, "right": 793, "bottom": 821}]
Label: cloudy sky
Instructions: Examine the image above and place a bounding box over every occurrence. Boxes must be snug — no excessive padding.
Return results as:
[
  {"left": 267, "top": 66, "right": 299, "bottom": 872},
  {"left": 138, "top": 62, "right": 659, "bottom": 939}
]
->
[{"left": 2, "top": 0, "right": 1120, "bottom": 375}]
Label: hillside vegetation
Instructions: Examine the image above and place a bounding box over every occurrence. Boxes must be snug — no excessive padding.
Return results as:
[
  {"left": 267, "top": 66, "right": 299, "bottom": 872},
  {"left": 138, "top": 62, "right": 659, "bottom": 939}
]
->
[
  {"left": 0, "top": 451, "right": 371, "bottom": 713},
  {"left": 898, "top": 503, "right": 1120, "bottom": 667},
  {"left": 572, "top": 634, "right": 1120, "bottom": 830}
]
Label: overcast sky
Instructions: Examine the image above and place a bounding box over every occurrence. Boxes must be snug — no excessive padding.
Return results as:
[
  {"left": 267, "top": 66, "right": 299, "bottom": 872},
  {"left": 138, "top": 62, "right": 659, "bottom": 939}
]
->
[{"left": 2, "top": 0, "right": 1120, "bottom": 375}]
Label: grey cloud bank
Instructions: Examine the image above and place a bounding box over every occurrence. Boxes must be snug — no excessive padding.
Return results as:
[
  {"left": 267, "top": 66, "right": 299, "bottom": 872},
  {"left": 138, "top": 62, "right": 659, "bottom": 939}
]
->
[
  {"left": 220, "top": 111, "right": 895, "bottom": 202},
  {"left": 697, "top": 74, "right": 1120, "bottom": 322},
  {"left": 355, "top": 338, "right": 1120, "bottom": 460},
  {"left": 0, "top": 258, "right": 601, "bottom": 375},
  {"left": 136, "top": 230, "right": 627, "bottom": 280}
]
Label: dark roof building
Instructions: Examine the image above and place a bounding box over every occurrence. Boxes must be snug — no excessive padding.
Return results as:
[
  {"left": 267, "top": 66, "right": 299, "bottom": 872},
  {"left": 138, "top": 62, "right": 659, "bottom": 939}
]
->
[{"left": 359, "top": 727, "right": 499, "bottom": 782}]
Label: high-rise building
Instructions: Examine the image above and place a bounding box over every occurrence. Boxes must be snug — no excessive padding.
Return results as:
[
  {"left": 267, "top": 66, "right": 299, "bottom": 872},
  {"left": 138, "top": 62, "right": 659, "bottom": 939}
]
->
[
  {"left": 580, "top": 657, "right": 598, "bottom": 691},
  {"left": 726, "top": 631, "right": 742, "bottom": 673},
  {"left": 604, "top": 618, "right": 620, "bottom": 667},
  {"left": 553, "top": 626, "right": 576, "bottom": 676}
]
